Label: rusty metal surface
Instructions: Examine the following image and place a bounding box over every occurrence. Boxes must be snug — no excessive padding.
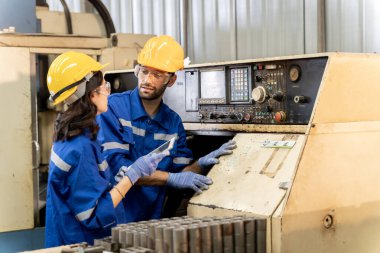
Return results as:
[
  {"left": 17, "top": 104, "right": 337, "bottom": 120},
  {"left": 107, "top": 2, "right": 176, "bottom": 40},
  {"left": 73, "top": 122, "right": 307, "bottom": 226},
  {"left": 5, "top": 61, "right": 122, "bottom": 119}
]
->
[{"left": 189, "top": 133, "right": 305, "bottom": 216}]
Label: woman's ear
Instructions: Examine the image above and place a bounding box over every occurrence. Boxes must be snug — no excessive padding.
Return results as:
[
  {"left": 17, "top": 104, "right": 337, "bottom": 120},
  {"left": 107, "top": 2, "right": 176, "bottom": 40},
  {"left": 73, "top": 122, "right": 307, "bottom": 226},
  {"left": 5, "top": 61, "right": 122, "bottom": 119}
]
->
[{"left": 89, "top": 90, "right": 99, "bottom": 101}]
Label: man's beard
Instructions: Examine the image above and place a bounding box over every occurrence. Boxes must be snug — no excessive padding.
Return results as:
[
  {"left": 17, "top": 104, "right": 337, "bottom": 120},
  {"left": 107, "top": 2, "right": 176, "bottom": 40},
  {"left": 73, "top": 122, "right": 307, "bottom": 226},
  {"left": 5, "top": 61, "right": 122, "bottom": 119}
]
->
[{"left": 138, "top": 83, "right": 168, "bottom": 101}]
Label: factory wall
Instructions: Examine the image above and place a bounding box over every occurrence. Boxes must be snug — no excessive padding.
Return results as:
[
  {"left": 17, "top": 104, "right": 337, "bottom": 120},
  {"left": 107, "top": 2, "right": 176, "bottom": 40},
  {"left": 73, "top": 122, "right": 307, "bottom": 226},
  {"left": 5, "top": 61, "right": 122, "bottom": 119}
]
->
[{"left": 45, "top": 0, "right": 380, "bottom": 62}]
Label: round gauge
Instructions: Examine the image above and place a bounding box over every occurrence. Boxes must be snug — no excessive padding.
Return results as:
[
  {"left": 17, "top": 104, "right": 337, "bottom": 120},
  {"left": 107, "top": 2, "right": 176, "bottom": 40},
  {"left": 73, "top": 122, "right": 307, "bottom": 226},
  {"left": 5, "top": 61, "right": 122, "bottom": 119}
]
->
[
  {"left": 112, "top": 78, "right": 121, "bottom": 91},
  {"left": 289, "top": 65, "right": 301, "bottom": 82}
]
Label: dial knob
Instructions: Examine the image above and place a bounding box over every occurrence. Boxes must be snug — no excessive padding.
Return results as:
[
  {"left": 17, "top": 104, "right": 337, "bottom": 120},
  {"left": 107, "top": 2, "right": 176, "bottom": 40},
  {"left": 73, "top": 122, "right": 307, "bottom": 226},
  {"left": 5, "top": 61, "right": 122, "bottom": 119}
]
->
[
  {"left": 251, "top": 86, "right": 267, "bottom": 103},
  {"left": 198, "top": 113, "right": 204, "bottom": 120},
  {"left": 274, "top": 111, "right": 286, "bottom": 123}
]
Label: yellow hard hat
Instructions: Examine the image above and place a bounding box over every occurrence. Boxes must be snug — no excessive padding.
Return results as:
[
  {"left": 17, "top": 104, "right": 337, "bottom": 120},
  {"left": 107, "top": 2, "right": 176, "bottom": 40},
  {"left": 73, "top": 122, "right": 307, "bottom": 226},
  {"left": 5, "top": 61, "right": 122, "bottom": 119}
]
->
[
  {"left": 47, "top": 51, "right": 108, "bottom": 105},
  {"left": 137, "top": 35, "right": 184, "bottom": 73}
]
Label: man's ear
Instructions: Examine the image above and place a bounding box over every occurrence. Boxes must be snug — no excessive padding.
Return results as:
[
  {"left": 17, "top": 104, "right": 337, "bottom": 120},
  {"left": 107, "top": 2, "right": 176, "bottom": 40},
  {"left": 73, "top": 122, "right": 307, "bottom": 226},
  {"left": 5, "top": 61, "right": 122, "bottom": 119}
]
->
[
  {"left": 134, "top": 65, "right": 140, "bottom": 77},
  {"left": 167, "top": 74, "right": 177, "bottom": 87}
]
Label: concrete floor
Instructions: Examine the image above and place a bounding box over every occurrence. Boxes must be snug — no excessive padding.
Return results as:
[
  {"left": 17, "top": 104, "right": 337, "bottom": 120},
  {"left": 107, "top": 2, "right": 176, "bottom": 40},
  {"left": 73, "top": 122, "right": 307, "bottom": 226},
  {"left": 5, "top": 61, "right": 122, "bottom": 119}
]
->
[{"left": 0, "top": 227, "right": 45, "bottom": 253}]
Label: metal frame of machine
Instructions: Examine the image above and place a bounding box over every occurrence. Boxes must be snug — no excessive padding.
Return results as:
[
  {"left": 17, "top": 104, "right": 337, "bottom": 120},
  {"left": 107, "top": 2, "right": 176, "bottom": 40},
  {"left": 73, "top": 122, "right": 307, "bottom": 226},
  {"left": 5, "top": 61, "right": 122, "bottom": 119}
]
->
[
  {"left": 0, "top": 32, "right": 153, "bottom": 234},
  {"left": 185, "top": 53, "right": 380, "bottom": 253}
]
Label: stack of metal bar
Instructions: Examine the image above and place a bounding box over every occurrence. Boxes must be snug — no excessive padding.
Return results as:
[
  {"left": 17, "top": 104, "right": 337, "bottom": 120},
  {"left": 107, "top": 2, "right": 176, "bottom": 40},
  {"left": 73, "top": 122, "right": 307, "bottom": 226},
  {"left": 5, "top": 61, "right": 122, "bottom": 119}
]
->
[{"left": 94, "top": 215, "right": 266, "bottom": 253}]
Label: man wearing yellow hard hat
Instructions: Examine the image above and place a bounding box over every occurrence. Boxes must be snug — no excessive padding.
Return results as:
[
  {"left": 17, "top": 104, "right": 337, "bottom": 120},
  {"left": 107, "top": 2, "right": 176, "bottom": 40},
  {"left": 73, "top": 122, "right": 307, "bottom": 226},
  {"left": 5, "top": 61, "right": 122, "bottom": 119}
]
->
[{"left": 97, "top": 35, "right": 236, "bottom": 222}]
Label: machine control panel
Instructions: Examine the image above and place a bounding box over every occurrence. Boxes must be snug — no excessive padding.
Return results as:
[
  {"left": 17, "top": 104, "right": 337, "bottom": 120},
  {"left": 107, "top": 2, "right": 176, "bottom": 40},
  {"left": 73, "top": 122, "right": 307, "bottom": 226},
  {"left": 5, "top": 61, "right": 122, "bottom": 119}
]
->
[
  {"left": 187, "top": 57, "right": 327, "bottom": 124},
  {"left": 104, "top": 56, "right": 327, "bottom": 125}
]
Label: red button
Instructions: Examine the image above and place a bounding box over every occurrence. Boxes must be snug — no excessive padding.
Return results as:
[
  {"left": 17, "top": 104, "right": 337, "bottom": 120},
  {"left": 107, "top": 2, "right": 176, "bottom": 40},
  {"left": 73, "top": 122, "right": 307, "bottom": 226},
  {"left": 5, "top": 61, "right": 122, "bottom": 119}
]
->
[{"left": 274, "top": 111, "right": 286, "bottom": 122}]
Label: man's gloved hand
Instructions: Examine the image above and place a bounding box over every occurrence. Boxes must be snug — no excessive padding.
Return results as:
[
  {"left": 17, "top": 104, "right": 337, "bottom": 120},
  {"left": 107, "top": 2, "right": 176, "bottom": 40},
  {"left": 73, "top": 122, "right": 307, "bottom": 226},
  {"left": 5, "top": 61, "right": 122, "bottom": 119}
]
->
[
  {"left": 167, "top": 172, "right": 213, "bottom": 194},
  {"left": 115, "top": 152, "right": 167, "bottom": 184},
  {"left": 198, "top": 140, "right": 237, "bottom": 170}
]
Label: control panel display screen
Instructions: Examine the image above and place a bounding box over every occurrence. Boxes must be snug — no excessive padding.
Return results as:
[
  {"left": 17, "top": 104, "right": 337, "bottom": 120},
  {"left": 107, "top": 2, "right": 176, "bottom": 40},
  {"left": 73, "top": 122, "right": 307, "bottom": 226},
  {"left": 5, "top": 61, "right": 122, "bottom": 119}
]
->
[{"left": 200, "top": 68, "right": 226, "bottom": 104}]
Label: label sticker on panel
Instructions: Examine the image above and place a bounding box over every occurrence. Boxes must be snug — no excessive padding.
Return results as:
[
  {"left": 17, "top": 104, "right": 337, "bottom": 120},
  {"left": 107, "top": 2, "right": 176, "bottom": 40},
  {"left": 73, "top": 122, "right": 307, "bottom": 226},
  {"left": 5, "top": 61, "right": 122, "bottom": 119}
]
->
[{"left": 261, "top": 140, "right": 296, "bottom": 149}]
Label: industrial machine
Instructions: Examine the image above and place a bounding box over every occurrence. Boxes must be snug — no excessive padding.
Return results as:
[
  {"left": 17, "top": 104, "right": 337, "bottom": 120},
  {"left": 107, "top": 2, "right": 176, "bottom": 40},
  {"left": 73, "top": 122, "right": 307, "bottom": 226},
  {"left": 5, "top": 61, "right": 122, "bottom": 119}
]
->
[
  {"left": 0, "top": 32, "right": 152, "bottom": 230},
  {"left": 104, "top": 53, "right": 380, "bottom": 253},
  {"left": 0, "top": 3, "right": 154, "bottom": 252},
  {"left": 2, "top": 3, "right": 380, "bottom": 253}
]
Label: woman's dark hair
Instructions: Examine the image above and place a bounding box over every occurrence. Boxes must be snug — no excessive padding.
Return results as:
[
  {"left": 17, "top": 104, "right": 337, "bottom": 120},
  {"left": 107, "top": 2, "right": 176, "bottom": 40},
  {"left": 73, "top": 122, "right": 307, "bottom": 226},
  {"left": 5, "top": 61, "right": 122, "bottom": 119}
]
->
[{"left": 53, "top": 71, "right": 103, "bottom": 141}]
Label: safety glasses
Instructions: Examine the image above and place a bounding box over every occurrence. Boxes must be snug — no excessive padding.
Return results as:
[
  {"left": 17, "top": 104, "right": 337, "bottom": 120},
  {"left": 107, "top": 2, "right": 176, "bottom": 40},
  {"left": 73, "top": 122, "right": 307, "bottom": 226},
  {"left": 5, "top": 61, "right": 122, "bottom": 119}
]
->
[
  {"left": 95, "top": 81, "right": 111, "bottom": 96},
  {"left": 138, "top": 66, "right": 172, "bottom": 82}
]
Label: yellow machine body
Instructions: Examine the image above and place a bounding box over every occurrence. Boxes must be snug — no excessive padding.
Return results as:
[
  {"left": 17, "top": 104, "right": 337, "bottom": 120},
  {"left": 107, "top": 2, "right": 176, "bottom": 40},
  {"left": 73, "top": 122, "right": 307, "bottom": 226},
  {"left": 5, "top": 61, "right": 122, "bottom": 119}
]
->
[{"left": 187, "top": 53, "right": 380, "bottom": 253}]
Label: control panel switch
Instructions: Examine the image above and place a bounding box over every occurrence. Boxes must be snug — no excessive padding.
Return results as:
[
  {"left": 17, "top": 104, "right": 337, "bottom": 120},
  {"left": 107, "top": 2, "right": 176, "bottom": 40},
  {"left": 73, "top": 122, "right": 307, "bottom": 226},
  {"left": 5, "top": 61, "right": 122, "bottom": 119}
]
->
[
  {"left": 274, "top": 111, "right": 286, "bottom": 123},
  {"left": 272, "top": 92, "right": 284, "bottom": 102},
  {"left": 294, "top": 95, "right": 307, "bottom": 104}
]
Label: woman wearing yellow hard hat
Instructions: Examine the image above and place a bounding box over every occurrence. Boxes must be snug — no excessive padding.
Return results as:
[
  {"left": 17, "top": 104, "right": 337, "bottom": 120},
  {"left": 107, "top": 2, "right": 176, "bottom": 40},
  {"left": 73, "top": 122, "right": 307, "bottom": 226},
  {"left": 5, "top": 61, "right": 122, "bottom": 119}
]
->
[{"left": 44, "top": 51, "right": 167, "bottom": 247}]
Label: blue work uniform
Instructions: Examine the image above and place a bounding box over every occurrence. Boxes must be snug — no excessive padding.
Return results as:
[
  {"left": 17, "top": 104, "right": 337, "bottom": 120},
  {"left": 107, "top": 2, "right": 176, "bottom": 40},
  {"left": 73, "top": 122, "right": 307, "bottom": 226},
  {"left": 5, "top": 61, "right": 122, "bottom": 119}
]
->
[
  {"left": 97, "top": 87, "right": 193, "bottom": 222},
  {"left": 45, "top": 133, "right": 120, "bottom": 247}
]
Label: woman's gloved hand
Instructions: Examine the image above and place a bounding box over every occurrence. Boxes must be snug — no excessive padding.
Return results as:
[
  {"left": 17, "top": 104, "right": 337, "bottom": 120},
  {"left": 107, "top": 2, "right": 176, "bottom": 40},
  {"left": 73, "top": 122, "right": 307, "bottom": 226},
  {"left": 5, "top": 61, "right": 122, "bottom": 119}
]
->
[
  {"left": 167, "top": 171, "right": 213, "bottom": 194},
  {"left": 115, "top": 152, "right": 167, "bottom": 184},
  {"left": 198, "top": 140, "right": 237, "bottom": 170}
]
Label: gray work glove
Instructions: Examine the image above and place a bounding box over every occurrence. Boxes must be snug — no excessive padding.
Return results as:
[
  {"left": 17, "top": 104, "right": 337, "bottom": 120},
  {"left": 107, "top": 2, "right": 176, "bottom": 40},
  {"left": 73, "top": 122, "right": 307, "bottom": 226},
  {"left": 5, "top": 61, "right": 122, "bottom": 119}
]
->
[
  {"left": 167, "top": 171, "right": 213, "bottom": 194},
  {"left": 198, "top": 140, "right": 237, "bottom": 170},
  {"left": 115, "top": 152, "right": 167, "bottom": 184}
]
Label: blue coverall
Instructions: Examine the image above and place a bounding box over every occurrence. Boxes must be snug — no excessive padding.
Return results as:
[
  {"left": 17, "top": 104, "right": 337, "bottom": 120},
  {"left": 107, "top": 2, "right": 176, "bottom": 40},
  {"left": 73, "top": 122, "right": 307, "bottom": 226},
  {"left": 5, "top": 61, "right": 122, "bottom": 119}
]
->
[
  {"left": 45, "top": 133, "right": 121, "bottom": 247},
  {"left": 97, "top": 87, "right": 193, "bottom": 222}
]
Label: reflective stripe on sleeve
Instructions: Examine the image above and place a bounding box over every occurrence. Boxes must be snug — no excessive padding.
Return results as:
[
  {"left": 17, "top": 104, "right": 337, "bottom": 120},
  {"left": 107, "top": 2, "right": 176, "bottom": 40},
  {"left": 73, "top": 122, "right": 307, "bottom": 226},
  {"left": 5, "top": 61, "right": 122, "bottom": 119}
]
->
[
  {"left": 98, "top": 160, "right": 108, "bottom": 171},
  {"left": 102, "top": 142, "right": 130, "bottom": 151},
  {"left": 154, "top": 133, "right": 178, "bottom": 141},
  {"left": 75, "top": 206, "right": 95, "bottom": 222},
  {"left": 173, "top": 157, "right": 192, "bottom": 165},
  {"left": 103, "top": 221, "right": 116, "bottom": 228},
  {"left": 119, "top": 118, "right": 132, "bottom": 127},
  {"left": 50, "top": 149, "right": 71, "bottom": 172},
  {"left": 132, "top": 126, "right": 146, "bottom": 137}
]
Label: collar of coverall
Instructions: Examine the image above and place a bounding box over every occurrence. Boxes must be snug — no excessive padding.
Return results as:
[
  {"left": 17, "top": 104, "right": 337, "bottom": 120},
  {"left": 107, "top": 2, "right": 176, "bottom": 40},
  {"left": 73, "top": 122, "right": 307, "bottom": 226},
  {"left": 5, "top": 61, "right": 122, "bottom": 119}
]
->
[{"left": 130, "top": 88, "right": 170, "bottom": 130}]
